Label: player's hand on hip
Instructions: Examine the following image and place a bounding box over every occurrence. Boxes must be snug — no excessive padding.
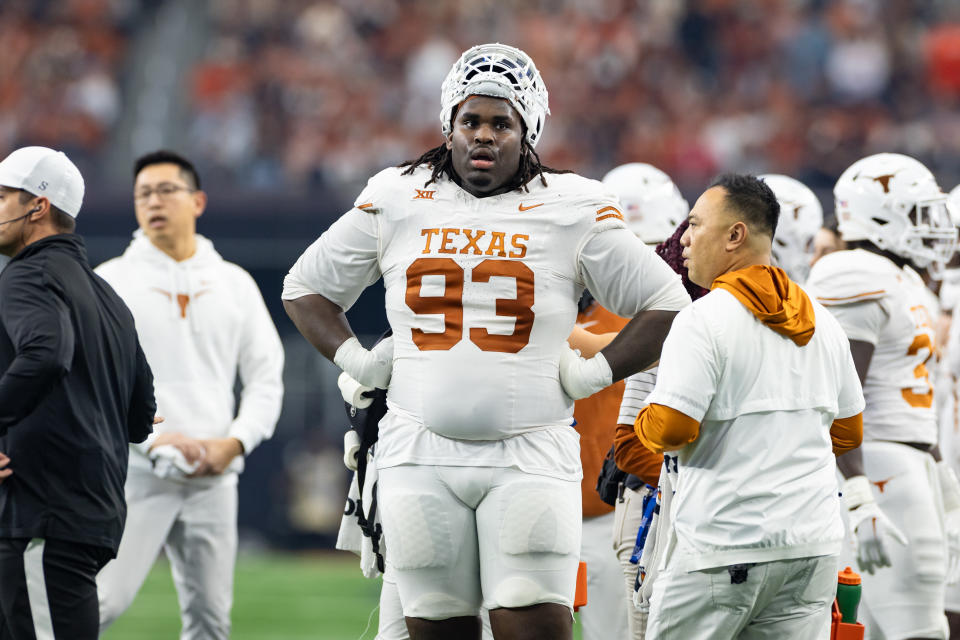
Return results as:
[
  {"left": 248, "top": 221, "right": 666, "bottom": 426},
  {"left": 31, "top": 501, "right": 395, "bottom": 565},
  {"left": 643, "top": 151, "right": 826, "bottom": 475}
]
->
[
  {"left": 842, "top": 475, "right": 908, "bottom": 574},
  {"left": 334, "top": 336, "right": 394, "bottom": 389},
  {"left": 190, "top": 438, "right": 243, "bottom": 477},
  {"left": 558, "top": 343, "right": 613, "bottom": 400},
  {"left": 150, "top": 432, "right": 207, "bottom": 465},
  {"left": 937, "top": 461, "right": 960, "bottom": 584},
  {"left": 0, "top": 452, "right": 11, "bottom": 484}
]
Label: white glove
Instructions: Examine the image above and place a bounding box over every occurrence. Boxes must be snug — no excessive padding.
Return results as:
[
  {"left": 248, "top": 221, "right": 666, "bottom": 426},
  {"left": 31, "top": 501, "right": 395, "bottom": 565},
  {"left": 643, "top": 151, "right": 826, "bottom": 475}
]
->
[
  {"left": 333, "top": 336, "right": 394, "bottom": 389},
  {"left": 558, "top": 344, "right": 613, "bottom": 400},
  {"left": 337, "top": 371, "right": 374, "bottom": 409},
  {"left": 842, "top": 475, "right": 908, "bottom": 574},
  {"left": 149, "top": 444, "right": 202, "bottom": 479},
  {"left": 938, "top": 461, "right": 960, "bottom": 584}
]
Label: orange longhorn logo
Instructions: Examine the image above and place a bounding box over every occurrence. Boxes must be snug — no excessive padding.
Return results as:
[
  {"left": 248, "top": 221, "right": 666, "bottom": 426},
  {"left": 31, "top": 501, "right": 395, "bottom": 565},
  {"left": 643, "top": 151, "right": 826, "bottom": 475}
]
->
[{"left": 151, "top": 288, "right": 212, "bottom": 318}]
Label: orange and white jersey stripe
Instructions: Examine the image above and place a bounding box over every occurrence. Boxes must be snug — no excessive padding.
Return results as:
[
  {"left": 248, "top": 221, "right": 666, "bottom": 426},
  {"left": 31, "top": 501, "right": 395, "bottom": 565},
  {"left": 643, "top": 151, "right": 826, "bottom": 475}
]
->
[
  {"left": 807, "top": 248, "right": 938, "bottom": 445},
  {"left": 283, "top": 166, "right": 689, "bottom": 476}
]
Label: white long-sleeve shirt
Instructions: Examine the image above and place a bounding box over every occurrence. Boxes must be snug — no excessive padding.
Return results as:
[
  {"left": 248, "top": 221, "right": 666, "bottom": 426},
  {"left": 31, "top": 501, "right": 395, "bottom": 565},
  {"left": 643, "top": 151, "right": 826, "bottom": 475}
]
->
[{"left": 96, "top": 232, "right": 284, "bottom": 476}]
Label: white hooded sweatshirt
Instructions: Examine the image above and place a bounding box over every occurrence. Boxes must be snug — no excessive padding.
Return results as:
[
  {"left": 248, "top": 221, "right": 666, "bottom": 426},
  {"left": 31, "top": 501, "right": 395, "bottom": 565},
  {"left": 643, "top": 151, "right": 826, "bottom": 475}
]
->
[{"left": 96, "top": 231, "right": 284, "bottom": 477}]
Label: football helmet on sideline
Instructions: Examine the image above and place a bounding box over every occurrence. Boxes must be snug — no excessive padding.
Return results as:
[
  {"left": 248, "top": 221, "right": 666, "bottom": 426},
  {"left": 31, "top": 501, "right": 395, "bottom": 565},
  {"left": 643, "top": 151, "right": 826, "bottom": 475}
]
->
[
  {"left": 834, "top": 153, "right": 957, "bottom": 271},
  {"left": 601, "top": 163, "right": 689, "bottom": 245},
  {"left": 759, "top": 174, "right": 823, "bottom": 283}
]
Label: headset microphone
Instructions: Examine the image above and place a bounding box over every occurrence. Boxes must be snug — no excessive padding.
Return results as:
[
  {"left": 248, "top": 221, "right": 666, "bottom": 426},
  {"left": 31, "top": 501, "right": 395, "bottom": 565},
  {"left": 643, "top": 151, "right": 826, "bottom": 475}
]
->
[{"left": 0, "top": 212, "right": 33, "bottom": 227}]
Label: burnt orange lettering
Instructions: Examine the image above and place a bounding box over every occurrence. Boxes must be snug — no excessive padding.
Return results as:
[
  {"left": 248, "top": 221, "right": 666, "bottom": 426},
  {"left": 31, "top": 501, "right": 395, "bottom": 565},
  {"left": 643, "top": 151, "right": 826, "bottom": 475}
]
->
[
  {"left": 485, "top": 231, "right": 507, "bottom": 257},
  {"left": 421, "top": 229, "right": 440, "bottom": 254},
  {"left": 509, "top": 234, "right": 529, "bottom": 259},
  {"left": 439, "top": 228, "right": 460, "bottom": 254},
  {"left": 460, "top": 229, "right": 486, "bottom": 255}
]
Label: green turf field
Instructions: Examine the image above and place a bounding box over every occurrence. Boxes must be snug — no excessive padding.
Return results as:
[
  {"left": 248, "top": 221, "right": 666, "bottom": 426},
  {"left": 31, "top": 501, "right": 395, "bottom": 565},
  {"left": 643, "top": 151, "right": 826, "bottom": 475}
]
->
[{"left": 101, "top": 552, "right": 585, "bottom": 639}]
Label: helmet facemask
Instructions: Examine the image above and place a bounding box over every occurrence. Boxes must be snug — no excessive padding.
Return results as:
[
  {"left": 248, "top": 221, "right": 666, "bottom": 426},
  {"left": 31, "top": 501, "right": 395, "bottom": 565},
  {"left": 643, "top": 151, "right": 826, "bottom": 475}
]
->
[{"left": 440, "top": 43, "right": 550, "bottom": 148}]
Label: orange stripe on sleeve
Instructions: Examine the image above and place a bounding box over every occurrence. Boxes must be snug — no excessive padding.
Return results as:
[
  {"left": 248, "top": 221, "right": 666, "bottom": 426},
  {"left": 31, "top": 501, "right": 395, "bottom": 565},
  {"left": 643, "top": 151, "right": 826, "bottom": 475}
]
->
[
  {"left": 634, "top": 403, "right": 700, "bottom": 455},
  {"left": 816, "top": 290, "right": 885, "bottom": 303},
  {"left": 830, "top": 412, "right": 863, "bottom": 456},
  {"left": 596, "top": 206, "right": 624, "bottom": 222},
  {"left": 357, "top": 203, "right": 374, "bottom": 209}
]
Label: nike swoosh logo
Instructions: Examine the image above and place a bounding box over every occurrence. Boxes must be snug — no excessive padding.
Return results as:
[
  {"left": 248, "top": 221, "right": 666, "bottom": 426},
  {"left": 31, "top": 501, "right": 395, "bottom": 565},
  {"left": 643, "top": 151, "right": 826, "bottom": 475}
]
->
[
  {"left": 575, "top": 321, "right": 599, "bottom": 329},
  {"left": 519, "top": 203, "right": 543, "bottom": 211}
]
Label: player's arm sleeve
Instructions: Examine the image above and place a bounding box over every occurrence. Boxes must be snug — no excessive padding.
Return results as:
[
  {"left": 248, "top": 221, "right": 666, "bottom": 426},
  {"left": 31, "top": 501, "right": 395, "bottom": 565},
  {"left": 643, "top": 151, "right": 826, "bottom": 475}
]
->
[
  {"left": 230, "top": 273, "right": 285, "bottom": 455},
  {"left": 0, "top": 265, "right": 75, "bottom": 436},
  {"left": 577, "top": 225, "right": 690, "bottom": 317},
  {"left": 282, "top": 206, "right": 381, "bottom": 311},
  {"left": 614, "top": 420, "right": 663, "bottom": 485},
  {"left": 617, "top": 368, "right": 657, "bottom": 425},
  {"left": 635, "top": 404, "right": 701, "bottom": 456},
  {"left": 126, "top": 340, "right": 156, "bottom": 444},
  {"left": 819, "top": 299, "right": 886, "bottom": 346},
  {"left": 830, "top": 413, "right": 863, "bottom": 456}
]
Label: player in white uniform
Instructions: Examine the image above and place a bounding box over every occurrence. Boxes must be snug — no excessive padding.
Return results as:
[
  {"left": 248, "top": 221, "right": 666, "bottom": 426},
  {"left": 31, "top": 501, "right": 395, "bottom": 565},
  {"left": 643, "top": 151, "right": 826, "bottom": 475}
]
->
[
  {"left": 601, "top": 162, "right": 688, "bottom": 639},
  {"left": 282, "top": 44, "right": 690, "bottom": 640},
  {"left": 937, "top": 184, "right": 960, "bottom": 637},
  {"left": 95, "top": 151, "right": 285, "bottom": 639},
  {"left": 806, "top": 153, "right": 960, "bottom": 640},
  {"left": 759, "top": 174, "right": 823, "bottom": 283}
]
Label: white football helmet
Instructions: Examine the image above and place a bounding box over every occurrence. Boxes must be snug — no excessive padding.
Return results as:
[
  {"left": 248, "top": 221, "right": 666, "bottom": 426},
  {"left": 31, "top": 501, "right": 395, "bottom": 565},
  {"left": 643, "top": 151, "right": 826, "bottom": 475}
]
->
[
  {"left": 601, "top": 163, "right": 688, "bottom": 245},
  {"left": 949, "top": 184, "right": 960, "bottom": 226},
  {"left": 440, "top": 43, "right": 550, "bottom": 148},
  {"left": 759, "top": 174, "right": 824, "bottom": 283},
  {"left": 834, "top": 153, "right": 957, "bottom": 270}
]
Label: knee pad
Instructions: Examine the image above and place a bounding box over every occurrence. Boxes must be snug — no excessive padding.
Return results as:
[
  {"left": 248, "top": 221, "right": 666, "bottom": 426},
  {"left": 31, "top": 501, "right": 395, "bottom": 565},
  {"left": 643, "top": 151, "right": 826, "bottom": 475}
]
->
[
  {"left": 405, "top": 591, "right": 478, "bottom": 620},
  {"left": 498, "top": 485, "right": 579, "bottom": 556},
  {"left": 491, "top": 576, "right": 554, "bottom": 609},
  {"left": 913, "top": 534, "right": 947, "bottom": 584},
  {"left": 381, "top": 492, "right": 453, "bottom": 570}
]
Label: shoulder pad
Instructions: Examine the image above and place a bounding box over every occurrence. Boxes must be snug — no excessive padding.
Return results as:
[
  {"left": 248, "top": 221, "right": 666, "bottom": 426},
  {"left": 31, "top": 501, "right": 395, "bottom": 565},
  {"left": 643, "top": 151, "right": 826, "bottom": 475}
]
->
[
  {"left": 352, "top": 166, "right": 420, "bottom": 214},
  {"left": 532, "top": 173, "right": 628, "bottom": 229},
  {"left": 806, "top": 249, "right": 894, "bottom": 306}
]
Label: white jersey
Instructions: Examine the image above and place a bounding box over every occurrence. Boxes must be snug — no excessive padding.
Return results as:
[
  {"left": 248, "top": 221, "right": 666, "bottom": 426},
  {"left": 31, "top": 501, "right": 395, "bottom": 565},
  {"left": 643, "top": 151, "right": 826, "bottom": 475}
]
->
[
  {"left": 807, "top": 249, "right": 938, "bottom": 444},
  {"left": 97, "top": 232, "right": 285, "bottom": 476},
  {"left": 284, "top": 166, "right": 689, "bottom": 478},
  {"left": 646, "top": 288, "right": 864, "bottom": 571}
]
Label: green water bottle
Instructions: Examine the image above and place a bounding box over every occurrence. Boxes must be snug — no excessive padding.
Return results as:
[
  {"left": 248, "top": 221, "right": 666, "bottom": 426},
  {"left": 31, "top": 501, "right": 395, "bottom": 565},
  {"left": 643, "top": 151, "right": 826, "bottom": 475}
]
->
[{"left": 836, "top": 566, "right": 861, "bottom": 624}]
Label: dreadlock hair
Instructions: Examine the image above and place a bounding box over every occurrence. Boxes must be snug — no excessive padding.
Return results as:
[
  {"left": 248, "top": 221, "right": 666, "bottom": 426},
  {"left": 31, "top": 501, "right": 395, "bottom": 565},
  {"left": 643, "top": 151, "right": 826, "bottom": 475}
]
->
[
  {"left": 655, "top": 219, "right": 709, "bottom": 301},
  {"left": 399, "top": 136, "right": 570, "bottom": 192}
]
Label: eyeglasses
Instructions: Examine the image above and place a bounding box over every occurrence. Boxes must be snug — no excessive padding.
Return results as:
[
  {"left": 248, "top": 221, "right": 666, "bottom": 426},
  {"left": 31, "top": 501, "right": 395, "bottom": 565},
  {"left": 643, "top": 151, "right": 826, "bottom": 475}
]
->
[{"left": 134, "top": 183, "right": 195, "bottom": 202}]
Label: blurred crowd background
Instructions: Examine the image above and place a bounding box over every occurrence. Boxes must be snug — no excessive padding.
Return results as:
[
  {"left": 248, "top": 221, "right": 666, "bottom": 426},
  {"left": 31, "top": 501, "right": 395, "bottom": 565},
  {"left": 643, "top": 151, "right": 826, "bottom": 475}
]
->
[{"left": 4, "top": 0, "right": 960, "bottom": 548}]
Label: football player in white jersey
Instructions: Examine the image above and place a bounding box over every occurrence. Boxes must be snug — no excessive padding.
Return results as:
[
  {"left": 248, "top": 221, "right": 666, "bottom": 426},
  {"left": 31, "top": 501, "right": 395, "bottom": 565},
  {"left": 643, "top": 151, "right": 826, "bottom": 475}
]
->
[
  {"left": 806, "top": 153, "right": 960, "bottom": 640},
  {"left": 282, "top": 44, "right": 690, "bottom": 640},
  {"left": 758, "top": 174, "right": 823, "bottom": 283}
]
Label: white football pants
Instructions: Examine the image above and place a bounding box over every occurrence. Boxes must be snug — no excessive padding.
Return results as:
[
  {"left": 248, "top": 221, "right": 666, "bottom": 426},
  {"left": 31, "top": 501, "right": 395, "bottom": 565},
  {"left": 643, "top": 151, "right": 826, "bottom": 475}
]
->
[
  {"left": 97, "top": 466, "right": 238, "bottom": 640},
  {"left": 842, "top": 441, "right": 949, "bottom": 640},
  {"left": 377, "top": 572, "right": 493, "bottom": 639},
  {"left": 614, "top": 486, "right": 652, "bottom": 639}
]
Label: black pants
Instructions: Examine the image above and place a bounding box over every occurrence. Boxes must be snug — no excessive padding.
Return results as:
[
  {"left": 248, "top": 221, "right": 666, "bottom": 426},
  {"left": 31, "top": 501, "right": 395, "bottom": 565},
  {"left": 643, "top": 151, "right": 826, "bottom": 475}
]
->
[{"left": 0, "top": 538, "right": 112, "bottom": 640}]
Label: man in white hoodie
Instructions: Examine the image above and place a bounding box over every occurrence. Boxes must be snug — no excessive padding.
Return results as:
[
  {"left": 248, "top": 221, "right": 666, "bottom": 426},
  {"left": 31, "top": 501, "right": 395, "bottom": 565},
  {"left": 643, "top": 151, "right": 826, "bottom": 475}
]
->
[{"left": 94, "top": 150, "right": 284, "bottom": 639}]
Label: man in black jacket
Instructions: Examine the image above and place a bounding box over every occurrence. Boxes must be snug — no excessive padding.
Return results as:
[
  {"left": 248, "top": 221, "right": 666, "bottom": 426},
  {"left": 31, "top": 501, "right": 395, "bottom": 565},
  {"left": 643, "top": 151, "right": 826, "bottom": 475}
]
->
[{"left": 0, "top": 146, "right": 157, "bottom": 639}]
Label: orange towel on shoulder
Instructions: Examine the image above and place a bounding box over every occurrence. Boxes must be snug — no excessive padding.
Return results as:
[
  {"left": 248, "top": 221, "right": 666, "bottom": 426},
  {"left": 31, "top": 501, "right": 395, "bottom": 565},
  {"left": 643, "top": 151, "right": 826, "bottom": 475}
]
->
[{"left": 712, "top": 265, "right": 815, "bottom": 346}]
